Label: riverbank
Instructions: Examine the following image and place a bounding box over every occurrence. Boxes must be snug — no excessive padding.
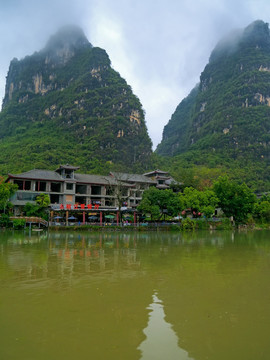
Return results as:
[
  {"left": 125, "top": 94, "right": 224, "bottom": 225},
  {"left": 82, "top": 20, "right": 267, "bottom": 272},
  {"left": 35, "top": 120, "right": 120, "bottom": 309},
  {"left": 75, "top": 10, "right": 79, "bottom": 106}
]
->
[
  {"left": 48, "top": 218, "right": 270, "bottom": 231},
  {"left": 2, "top": 216, "right": 269, "bottom": 232}
]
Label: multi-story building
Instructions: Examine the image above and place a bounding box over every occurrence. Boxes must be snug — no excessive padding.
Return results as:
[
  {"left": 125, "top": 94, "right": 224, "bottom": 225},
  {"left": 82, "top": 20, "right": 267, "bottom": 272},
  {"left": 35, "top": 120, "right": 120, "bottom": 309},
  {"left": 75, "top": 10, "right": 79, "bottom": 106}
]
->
[{"left": 6, "top": 165, "right": 159, "bottom": 215}]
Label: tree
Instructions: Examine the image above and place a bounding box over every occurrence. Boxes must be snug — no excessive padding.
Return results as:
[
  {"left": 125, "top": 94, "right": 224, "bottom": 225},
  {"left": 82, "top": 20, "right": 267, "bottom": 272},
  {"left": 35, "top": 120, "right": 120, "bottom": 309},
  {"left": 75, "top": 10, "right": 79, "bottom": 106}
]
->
[
  {"left": 36, "top": 193, "right": 50, "bottom": 208},
  {"left": 180, "top": 187, "right": 219, "bottom": 218},
  {"left": 253, "top": 200, "right": 270, "bottom": 223},
  {"left": 104, "top": 174, "right": 133, "bottom": 223},
  {"left": 213, "top": 176, "right": 256, "bottom": 224},
  {"left": 24, "top": 193, "right": 50, "bottom": 220},
  {"left": 24, "top": 203, "right": 40, "bottom": 217},
  {"left": 0, "top": 178, "right": 18, "bottom": 213},
  {"left": 137, "top": 187, "right": 183, "bottom": 220}
]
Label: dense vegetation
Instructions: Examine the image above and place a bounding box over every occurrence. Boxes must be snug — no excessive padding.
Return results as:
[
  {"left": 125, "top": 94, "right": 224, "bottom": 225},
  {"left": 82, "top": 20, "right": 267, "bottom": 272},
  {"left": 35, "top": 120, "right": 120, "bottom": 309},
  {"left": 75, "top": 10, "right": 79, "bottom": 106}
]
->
[
  {"left": 0, "top": 177, "right": 17, "bottom": 213},
  {"left": 0, "top": 26, "right": 152, "bottom": 175},
  {"left": 138, "top": 176, "right": 269, "bottom": 227},
  {"left": 156, "top": 20, "right": 270, "bottom": 191}
]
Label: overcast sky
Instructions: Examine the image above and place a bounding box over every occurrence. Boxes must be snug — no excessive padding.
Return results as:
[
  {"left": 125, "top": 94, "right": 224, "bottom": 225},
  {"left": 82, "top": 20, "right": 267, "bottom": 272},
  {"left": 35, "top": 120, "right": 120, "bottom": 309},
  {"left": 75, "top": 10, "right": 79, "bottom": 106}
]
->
[{"left": 0, "top": 0, "right": 269, "bottom": 148}]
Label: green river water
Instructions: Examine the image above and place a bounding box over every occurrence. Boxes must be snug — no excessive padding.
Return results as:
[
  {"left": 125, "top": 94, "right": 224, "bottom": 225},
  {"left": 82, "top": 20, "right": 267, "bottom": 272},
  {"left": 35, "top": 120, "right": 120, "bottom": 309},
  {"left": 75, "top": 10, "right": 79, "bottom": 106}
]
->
[{"left": 0, "top": 229, "right": 270, "bottom": 360}]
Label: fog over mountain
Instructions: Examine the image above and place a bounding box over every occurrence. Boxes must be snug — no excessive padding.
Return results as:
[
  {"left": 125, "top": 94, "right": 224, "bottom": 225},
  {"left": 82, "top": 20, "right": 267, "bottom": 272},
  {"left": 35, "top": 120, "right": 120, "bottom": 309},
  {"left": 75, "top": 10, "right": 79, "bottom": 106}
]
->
[{"left": 0, "top": 0, "right": 270, "bottom": 147}]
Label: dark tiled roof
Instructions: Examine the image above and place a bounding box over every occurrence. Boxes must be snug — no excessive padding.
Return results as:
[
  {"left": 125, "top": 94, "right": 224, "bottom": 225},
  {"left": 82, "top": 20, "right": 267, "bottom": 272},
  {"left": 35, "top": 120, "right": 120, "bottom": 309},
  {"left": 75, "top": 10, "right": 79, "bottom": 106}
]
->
[
  {"left": 156, "top": 184, "right": 170, "bottom": 189},
  {"left": 75, "top": 173, "right": 132, "bottom": 187},
  {"left": 56, "top": 164, "right": 80, "bottom": 171},
  {"left": 8, "top": 169, "right": 63, "bottom": 181},
  {"left": 143, "top": 169, "right": 169, "bottom": 176},
  {"left": 7, "top": 168, "right": 159, "bottom": 186},
  {"left": 110, "top": 172, "right": 156, "bottom": 184},
  {"left": 156, "top": 176, "right": 170, "bottom": 180},
  {"left": 75, "top": 173, "right": 115, "bottom": 185}
]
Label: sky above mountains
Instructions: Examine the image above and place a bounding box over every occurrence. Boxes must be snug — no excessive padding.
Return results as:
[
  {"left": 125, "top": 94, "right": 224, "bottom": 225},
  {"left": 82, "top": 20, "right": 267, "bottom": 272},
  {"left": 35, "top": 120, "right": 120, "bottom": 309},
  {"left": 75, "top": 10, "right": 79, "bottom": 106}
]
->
[{"left": 0, "top": 0, "right": 269, "bottom": 148}]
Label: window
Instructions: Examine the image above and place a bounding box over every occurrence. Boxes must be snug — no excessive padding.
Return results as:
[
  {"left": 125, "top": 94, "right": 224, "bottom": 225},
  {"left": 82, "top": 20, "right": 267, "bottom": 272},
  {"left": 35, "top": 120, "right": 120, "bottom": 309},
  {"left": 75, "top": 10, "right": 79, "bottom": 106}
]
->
[
  {"left": 14, "top": 180, "right": 24, "bottom": 190},
  {"left": 65, "top": 170, "right": 73, "bottom": 179},
  {"left": 35, "top": 181, "right": 46, "bottom": 192},
  {"left": 14, "top": 180, "right": 31, "bottom": 190},
  {"left": 106, "top": 187, "right": 115, "bottom": 196},
  {"left": 105, "top": 199, "right": 114, "bottom": 206},
  {"left": 66, "top": 183, "right": 74, "bottom": 190},
  {"left": 121, "top": 188, "right": 128, "bottom": 196},
  {"left": 75, "top": 196, "right": 86, "bottom": 204},
  {"left": 51, "top": 182, "right": 61, "bottom": 193},
  {"left": 76, "top": 184, "right": 87, "bottom": 194},
  {"left": 50, "top": 194, "right": 59, "bottom": 203},
  {"left": 16, "top": 192, "right": 37, "bottom": 201},
  {"left": 91, "top": 186, "right": 101, "bottom": 195},
  {"left": 24, "top": 181, "right": 31, "bottom": 190}
]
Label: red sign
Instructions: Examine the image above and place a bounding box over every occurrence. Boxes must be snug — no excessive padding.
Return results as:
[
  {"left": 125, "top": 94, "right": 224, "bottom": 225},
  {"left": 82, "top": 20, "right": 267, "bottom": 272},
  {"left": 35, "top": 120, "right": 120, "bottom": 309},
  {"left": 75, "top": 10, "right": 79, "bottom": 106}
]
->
[{"left": 59, "top": 204, "right": 100, "bottom": 210}]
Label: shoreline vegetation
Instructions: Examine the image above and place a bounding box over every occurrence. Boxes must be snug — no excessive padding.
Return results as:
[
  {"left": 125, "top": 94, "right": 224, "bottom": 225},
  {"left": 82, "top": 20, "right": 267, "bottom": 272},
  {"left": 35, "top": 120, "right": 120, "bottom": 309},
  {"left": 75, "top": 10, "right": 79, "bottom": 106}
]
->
[
  {"left": 26, "top": 218, "right": 270, "bottom": 232},
  {"left": 0, "top": 215, "right": 269, "bottom": 232},
  {"left": 48, "top": 222, "right": 270, "bottom": 232}
]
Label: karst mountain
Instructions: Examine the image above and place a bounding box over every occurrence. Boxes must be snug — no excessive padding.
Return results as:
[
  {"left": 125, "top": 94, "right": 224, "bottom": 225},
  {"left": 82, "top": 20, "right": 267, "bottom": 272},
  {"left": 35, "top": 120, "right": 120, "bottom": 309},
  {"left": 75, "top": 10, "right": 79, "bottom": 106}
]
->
[
  {"left": 0, "top": 25, "right": 152, "bottom": 174},
  {"left": 157, "top": 20, "right": 270, "bottom": 190}
]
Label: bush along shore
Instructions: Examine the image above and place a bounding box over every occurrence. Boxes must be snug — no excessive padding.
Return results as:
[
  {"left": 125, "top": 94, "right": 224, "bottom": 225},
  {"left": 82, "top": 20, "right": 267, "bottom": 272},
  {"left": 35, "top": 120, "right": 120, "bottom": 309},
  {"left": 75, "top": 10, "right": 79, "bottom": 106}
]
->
[{"left": 0, "top": 216, "right": 269, "bottom": 232}]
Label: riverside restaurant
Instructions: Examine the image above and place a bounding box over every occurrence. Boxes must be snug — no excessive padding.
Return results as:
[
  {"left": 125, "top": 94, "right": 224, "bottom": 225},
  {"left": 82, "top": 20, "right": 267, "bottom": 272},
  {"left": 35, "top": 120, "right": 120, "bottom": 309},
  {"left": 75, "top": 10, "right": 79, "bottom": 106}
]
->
[{"left": 6, "top": 165, "right": 178, "bottom": 225}]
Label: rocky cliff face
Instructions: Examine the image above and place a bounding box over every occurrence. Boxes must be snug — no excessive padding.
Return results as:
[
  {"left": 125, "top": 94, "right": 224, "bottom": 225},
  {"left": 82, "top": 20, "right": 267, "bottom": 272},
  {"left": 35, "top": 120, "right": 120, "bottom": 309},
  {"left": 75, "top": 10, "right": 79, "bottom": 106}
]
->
[
  {"left": 0, "top": 26, "right": 152, "bottom": 174},
  {"left": 156, "top": 20, "right": 270, "bottom": 189},
  {"left": 3, "top": 26, "right": 92, "bottom": 107}
]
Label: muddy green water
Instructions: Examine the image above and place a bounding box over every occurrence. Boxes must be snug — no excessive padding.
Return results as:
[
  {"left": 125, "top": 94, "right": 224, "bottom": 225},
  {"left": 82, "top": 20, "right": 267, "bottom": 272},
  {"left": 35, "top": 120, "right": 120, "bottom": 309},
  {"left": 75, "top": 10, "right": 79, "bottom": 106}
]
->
[{"left": 0, "top": 230, "right": 270, "bottom": 360}]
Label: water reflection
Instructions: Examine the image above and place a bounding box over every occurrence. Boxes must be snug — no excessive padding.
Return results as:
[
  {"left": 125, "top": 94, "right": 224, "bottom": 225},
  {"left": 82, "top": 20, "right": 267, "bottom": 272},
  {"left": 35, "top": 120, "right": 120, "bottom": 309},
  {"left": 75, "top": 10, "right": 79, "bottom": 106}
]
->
[
  {"left": 1, "top": 230, "right": 270, "bottom": 360},
  {"left": 0, "top": 230, "right": 269, "bottom": 288},
  {"left": 138, "top": 292, "right": 193, "bottom": 360}
]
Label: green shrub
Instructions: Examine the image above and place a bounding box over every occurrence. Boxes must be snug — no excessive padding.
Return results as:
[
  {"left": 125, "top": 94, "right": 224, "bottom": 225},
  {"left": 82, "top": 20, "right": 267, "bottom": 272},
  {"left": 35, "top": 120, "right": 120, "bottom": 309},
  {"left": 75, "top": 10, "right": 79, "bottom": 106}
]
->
[
  {"left": 195, "top": 219, "right": 209, "bottom": 230},
  {"left": 13, "top": 219, "right": 26, "bottom": 230},
  {"left": 181, "top": 218, "right": 195, "bottom": 231},
  {"left": 215, "top": 218, "right": 232, "bottom": 230},
  {"left": 0, "top": 214, "right": 11, "bottom": 228},
  {"left": 170, "top": 224, "right": 181, "bottom": 231}
]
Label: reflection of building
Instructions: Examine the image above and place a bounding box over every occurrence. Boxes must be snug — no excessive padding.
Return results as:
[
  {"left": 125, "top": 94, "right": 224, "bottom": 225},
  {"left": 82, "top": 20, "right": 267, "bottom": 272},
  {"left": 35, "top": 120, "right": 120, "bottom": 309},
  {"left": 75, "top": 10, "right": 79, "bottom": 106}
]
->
[{"left": 7, "top": 165, "right": 178, "bottom": 214}]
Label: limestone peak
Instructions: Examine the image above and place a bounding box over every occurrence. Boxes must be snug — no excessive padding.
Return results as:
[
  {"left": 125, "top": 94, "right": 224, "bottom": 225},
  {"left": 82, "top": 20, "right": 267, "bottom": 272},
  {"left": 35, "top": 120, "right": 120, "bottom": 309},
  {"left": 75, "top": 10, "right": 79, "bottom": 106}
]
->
[{"left": 45, "top": 25, "right": 91, "bottom": 52}]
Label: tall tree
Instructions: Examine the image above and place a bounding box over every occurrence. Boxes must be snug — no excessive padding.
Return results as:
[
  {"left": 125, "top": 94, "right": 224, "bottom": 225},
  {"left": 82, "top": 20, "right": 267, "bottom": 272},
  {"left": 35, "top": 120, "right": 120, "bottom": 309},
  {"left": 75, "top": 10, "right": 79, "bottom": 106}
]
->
[
  {"left": 253, "top": 200, "right": 270, "bottom": 223},
  {"left": 0, "top": 178, "right": 18, "bottom": 213},
  {"left": 180, "top": 187, "right": 219, "bottom": 218},
  {"left": 138, "top": 187, "right": 183, "bottom": 220},
  {"left": 213, "top": 176, "right": 256, "bottom": 224},
  {"left": 103, "top": 174, "right": 132, "bottom": 223}
]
